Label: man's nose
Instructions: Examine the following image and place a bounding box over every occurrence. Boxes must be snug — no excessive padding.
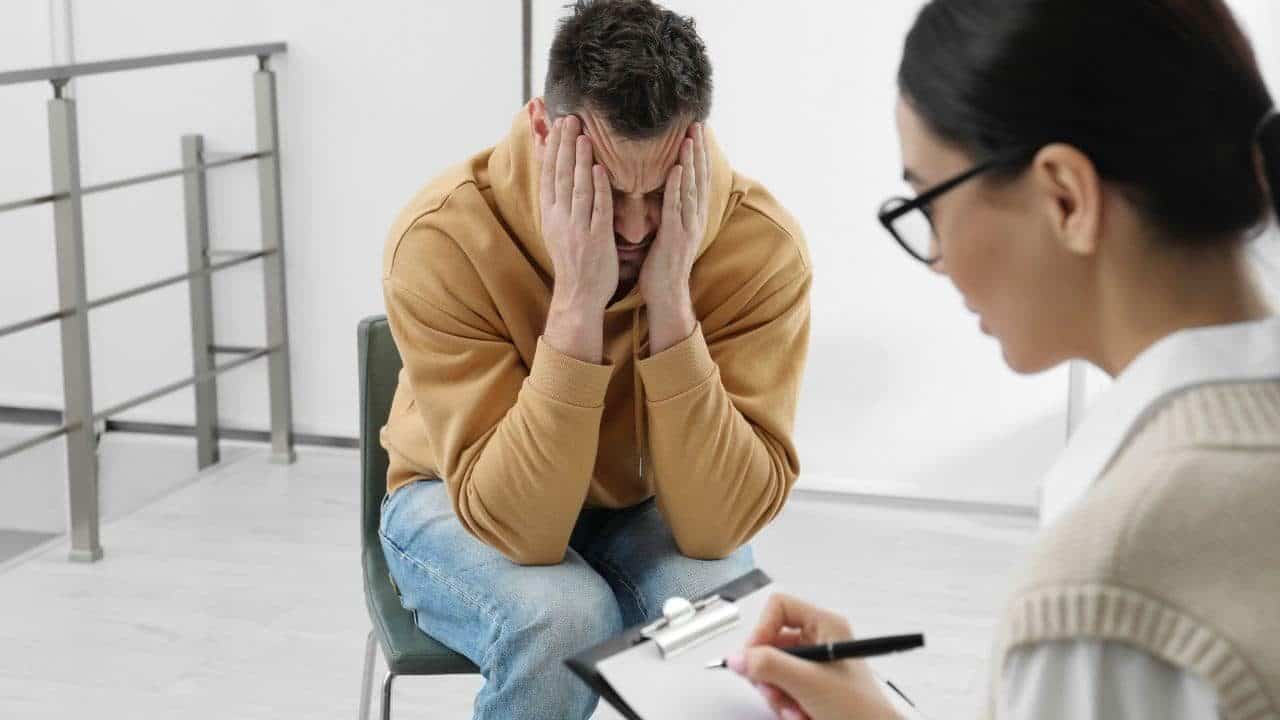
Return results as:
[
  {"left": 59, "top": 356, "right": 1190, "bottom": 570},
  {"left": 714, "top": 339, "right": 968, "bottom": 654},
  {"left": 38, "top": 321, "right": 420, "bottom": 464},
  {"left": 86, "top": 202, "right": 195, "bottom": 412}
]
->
[{"left": 614, "top": 197, "right": 651, "bottom": 244}]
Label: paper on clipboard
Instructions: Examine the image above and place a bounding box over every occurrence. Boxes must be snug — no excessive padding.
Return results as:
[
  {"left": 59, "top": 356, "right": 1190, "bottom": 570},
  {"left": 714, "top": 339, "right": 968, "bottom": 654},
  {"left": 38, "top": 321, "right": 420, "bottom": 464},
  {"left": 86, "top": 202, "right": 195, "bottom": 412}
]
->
[{"left": 594, "top": 583, "right": 781, "bottom": 719}]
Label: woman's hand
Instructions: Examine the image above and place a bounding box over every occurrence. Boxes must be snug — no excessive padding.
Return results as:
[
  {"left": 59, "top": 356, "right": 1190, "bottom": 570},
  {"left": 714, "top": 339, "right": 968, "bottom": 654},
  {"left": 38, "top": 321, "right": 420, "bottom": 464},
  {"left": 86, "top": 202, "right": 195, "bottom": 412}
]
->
[{"left": 726, "top": 593, "right": 903, "bottom": 720}]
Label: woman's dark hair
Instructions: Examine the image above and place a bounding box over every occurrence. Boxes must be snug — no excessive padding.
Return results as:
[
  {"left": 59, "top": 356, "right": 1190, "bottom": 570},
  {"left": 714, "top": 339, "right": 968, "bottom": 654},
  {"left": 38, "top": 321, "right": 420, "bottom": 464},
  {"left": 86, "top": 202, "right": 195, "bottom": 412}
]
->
[
  {"left": 900, "top": 0, "right": 1280, "bottom": 245},
  {"left": 545, "top": 0, "right": 712, "bottom": 140}
]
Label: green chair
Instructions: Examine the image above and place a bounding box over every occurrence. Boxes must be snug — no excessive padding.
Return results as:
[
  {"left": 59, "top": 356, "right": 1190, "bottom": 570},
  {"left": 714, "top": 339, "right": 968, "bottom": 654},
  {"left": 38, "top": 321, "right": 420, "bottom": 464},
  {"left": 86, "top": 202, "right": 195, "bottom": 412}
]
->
[{"left": 358, "top": 315, "right": 479, "bottom": 720}]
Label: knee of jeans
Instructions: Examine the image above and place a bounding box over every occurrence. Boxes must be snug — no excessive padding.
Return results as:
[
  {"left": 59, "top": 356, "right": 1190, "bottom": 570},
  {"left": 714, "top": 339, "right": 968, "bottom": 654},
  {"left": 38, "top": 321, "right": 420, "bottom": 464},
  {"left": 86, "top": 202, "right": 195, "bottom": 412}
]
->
[
  {"left": 650, "top": 544, "right": 756, "bottom": 610},
  {"left": 501, "top": 570, "right": 623, "bottom": 659},
  {"left": 721, "top": 543, "right": 755, "bottom": 577}
]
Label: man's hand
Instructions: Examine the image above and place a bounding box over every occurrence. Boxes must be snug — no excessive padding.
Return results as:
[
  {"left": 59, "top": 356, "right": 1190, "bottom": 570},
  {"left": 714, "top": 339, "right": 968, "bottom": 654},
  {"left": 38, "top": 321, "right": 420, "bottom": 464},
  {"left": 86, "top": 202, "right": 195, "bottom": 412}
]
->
[
  {"left": 642, "top": 123, "right": 710, "bottom": 355},
  {"left": 725, "top": 593, "right": 903, "bottom": 720},
  {"left": 538, "top": 115, "right": 617, "bottom": 363}
]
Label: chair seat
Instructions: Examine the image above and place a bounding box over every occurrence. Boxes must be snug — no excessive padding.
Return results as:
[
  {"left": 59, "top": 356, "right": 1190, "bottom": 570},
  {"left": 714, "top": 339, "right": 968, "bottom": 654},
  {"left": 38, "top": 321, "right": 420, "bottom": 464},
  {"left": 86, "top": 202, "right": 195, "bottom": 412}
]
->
[{"left": 363, "top": 545, "right": 479, "bottom": 676}]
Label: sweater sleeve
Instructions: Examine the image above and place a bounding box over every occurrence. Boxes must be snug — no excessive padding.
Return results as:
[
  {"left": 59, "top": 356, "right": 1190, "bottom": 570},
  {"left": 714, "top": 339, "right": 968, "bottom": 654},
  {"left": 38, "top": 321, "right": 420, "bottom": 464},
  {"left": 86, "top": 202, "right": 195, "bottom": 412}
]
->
[
  {"left": 636, "top": 268, "right": 811, "bottom": 559},
  {"left": 383, "top": 223, "right": 614, "bottom": 566}
]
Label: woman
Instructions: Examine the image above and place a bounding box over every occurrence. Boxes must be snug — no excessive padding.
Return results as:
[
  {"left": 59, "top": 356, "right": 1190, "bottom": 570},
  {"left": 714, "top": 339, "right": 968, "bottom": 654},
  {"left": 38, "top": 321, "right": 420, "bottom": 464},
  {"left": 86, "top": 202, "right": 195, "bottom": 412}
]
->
[{"left": 725, "top": 1, "right": 1280, "bottom": 718}]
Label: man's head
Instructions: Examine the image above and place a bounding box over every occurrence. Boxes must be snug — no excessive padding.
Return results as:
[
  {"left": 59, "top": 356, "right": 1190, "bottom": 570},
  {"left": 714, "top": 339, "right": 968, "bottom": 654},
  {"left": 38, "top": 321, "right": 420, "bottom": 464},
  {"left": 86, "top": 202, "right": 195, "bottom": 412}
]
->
[{"left": 529, "top": 0, "right": 713, "bottom": 292}]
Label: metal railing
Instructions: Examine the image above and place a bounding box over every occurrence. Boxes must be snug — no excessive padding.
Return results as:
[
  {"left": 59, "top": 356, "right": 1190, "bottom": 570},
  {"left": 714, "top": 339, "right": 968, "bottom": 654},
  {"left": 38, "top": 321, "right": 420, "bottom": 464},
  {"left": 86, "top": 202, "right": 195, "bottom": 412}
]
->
[{"left": 0, "top": 43, "right": 295, "bottom": 562}]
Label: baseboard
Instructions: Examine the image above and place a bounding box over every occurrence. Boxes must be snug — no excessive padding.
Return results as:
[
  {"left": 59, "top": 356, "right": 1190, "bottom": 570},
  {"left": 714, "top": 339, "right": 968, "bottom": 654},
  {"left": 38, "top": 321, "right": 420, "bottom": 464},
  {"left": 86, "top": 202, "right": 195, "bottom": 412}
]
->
[{"left": 794, "top": 474, "right": 1039, "bottom": 519}]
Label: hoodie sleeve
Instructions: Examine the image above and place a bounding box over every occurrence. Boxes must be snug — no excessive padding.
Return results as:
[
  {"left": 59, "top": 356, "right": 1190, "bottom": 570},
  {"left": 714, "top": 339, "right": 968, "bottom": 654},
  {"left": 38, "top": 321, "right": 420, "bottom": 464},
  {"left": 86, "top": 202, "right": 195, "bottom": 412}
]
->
[
  {"left": 383, "top": 218, "right": 614, "bottom": 566},
  {"left": 636, "top": 210, "right": 811, "bottom": 559}
]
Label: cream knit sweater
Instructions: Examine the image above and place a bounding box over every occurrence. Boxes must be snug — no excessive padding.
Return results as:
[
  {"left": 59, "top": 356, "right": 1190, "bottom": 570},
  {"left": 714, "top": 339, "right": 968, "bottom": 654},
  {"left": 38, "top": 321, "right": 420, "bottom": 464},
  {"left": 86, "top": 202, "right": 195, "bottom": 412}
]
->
[{"left": 987, "top": 380, "right": 1280, "bottom": 719}]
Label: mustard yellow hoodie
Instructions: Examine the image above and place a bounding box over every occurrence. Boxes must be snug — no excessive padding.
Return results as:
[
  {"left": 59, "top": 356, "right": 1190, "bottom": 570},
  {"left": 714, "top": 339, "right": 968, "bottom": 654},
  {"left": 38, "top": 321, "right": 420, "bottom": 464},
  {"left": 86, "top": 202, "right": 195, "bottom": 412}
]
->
[{"left": 381, "top": 111, "right": 811, "bottom": 565}]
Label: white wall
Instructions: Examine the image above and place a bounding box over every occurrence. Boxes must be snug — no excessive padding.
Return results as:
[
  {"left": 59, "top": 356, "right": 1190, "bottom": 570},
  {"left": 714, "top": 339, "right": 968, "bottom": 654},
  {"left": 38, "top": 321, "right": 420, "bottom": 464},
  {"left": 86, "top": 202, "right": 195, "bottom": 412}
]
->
[{"left": 1, "top": 1, "right": 60, "bottom": 427}]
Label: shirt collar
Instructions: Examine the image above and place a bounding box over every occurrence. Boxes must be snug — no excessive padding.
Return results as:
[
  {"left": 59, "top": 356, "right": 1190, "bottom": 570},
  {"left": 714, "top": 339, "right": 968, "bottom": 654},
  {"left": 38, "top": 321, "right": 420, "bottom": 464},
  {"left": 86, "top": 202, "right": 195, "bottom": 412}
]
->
[{"left": 1039, "top": 316, "right": 1280, "bottom": 525}]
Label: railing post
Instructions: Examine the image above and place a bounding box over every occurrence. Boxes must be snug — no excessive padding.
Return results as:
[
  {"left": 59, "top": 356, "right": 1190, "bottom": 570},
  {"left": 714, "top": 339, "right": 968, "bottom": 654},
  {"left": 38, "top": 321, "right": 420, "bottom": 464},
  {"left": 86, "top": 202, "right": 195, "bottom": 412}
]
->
[
  {"left": 48, "top": 84, "right": 103, "bottom": 562},
  {"left": 253, "top": 59, "right": 296, "bottom": 464},
  {"left": 182, "top": 134, "right": 220, "bottom": 468}
]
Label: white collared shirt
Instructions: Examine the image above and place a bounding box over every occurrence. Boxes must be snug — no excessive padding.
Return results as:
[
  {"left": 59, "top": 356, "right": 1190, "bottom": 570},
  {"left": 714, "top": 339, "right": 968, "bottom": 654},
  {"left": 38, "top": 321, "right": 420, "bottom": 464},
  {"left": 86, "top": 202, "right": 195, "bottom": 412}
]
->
[
  {"left": 1002, "top": 640, "right": 1219, "bottom": 719},
  {"left": 1001, "top": 316, "right": 1280, "bottom": 720},
  {"left": 1040, "top": 316, "right": 1280, "bottom": 523}
]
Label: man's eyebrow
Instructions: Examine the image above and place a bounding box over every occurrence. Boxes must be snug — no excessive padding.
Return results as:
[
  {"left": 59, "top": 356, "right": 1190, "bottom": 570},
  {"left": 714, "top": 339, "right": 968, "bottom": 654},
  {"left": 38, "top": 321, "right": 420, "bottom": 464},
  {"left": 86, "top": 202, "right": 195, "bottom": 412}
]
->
[{"left": 902, "top": 168, "right": 925, "bottom": 187}]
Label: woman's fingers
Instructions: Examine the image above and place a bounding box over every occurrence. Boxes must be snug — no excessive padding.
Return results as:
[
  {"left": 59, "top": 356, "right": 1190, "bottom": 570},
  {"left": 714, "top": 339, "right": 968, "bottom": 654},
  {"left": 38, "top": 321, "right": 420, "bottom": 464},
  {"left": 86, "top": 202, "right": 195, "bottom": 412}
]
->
[
  {"left": 730, "top": 645, "right": 830, "bottom": 711},
  {"left": 747, "top": 593, "right": 853, "bottom": 648},
  {"left": 757, "top": 682, "right": 810, "bottom": 720},
  {"left": 773, "top": 627, "right": 807, "bottom": 649}
]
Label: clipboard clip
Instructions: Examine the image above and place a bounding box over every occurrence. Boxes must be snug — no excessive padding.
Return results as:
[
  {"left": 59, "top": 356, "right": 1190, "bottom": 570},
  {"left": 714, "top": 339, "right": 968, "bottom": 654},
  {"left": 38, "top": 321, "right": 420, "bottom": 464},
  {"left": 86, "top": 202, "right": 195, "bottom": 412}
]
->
[{"left": 639, "top": 595, "right": 741, "bottom": 659}]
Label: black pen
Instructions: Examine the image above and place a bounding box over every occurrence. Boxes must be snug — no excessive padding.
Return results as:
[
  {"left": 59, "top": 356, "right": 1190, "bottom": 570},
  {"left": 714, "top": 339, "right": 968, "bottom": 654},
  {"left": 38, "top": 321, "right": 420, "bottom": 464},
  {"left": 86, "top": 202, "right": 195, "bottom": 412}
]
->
[{"left": 705, "top": 633, "right": 924, "bottom": 669}]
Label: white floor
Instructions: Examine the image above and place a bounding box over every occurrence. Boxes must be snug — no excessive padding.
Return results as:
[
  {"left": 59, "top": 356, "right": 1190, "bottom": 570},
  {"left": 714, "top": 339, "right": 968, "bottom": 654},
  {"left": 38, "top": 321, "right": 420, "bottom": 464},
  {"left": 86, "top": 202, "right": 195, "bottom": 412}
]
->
[{"left": 0, "top": 444, "right": 1036, "bottom": 719}]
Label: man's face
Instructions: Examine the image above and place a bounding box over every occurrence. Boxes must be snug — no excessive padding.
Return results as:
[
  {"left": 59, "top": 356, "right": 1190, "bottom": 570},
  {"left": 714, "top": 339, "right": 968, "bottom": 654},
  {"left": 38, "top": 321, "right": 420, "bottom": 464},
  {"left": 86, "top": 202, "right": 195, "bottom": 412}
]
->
[{"left": 577, "top": 109, "right": 690, "bottom": 294}]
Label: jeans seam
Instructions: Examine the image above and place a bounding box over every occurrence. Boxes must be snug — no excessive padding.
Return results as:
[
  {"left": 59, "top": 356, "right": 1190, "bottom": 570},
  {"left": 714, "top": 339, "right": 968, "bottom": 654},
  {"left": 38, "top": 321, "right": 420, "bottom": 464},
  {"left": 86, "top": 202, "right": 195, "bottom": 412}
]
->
[
  {"left": 591, "top": 554, "right": 650, "bottom": 621},
  {"left": 378, "top": 529, "right": 499, "bottom": 627},
  {"left": 578, "top": 501, "right": 663, "bottom": 622}
]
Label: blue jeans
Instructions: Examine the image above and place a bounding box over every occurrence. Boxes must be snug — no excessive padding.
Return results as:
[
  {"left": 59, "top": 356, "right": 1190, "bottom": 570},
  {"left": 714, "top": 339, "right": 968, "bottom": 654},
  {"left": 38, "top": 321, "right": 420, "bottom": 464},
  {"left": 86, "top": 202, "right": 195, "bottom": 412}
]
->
[{"left": 379, "top": 479, "right": 754, "bottom": 720}]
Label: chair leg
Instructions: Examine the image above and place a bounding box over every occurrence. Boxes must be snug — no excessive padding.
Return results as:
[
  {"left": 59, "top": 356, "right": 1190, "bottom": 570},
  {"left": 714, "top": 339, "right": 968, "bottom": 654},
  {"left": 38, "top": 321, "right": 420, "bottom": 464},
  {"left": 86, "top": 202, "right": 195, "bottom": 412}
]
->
[
  {"left": 359, "top": 629, "right": 376, "bottom": 720},
  {"left": 380, "top": 671, "right": 397, "bottom": 720}
]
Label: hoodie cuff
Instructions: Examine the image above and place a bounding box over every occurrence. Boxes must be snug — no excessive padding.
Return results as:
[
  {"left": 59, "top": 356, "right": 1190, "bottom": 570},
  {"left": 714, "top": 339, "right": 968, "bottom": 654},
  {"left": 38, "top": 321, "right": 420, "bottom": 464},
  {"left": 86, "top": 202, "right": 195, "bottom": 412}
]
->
[
  {"left": 528, "top": 337, "right": 615, "bottom": 408},
  {"left": 637, "top": 325, "right": 718, "bottom": 403}
]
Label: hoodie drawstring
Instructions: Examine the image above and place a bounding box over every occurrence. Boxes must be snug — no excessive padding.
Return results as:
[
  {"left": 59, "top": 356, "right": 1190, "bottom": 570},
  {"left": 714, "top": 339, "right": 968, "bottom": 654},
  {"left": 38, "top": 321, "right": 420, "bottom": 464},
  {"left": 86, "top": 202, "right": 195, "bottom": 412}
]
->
[{"left": 632, "top": 305, "right": 646, "bottom": 484}]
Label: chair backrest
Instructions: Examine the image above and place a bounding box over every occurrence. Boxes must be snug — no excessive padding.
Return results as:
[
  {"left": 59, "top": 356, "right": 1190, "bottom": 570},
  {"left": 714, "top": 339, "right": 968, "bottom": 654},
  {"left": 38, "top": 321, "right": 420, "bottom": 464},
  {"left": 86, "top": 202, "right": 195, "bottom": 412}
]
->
[{"left": 357, "top": 315, "right": 403, "bottom": 548}]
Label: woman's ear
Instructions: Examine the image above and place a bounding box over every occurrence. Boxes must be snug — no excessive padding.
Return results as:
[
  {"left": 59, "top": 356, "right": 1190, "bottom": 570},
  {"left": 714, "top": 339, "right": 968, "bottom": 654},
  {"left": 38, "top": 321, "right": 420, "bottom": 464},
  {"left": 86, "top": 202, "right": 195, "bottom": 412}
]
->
[
  {"left": 528, "top": 97, "right": 551, "bottom": 146},
  {"left": 1030, "top": 143, "right": 1102, "bottom": 257}
]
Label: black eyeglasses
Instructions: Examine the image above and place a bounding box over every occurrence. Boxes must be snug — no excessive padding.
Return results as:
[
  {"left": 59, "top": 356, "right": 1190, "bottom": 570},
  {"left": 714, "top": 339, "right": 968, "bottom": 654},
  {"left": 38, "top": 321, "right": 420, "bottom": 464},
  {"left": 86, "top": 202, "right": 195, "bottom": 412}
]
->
[{"left": 878, "top": 148, "right": 1036, "bottom": 265}]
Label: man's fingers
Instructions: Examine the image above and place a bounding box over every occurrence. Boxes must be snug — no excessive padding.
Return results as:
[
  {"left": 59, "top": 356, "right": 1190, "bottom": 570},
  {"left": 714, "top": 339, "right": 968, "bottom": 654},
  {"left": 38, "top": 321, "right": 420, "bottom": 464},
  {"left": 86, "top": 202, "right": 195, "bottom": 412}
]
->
[
  {"left": 662, "top": 164, "right": 683, "bottom": 227},
  {"left": 697, "top": 124, "right": 711, "bottom": 220},
  {"left": 539, "top": 118, "right": 560, "bottom": 210},
  {"left": 590, "top": 164, "right": 613, "bottom": 235},
  {"left": 680, "top": 138, "right": 696, "bottom": 229},
  {"left": 555, "top": 115, "right": 579, "bottom": 206},
  {"left": 570, "top": 135, "right": 594, "bottom": 227}
]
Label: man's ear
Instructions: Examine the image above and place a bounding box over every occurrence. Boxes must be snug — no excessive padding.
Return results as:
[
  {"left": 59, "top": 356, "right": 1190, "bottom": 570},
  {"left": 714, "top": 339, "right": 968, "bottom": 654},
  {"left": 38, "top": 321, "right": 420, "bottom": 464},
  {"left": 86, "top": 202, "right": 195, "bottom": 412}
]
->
[
  {"left": 528, "top": 97, "right": 551, "bottom": 146},
  {"left": 1030, "top": 143, "right": 1102, "bottom": 257}
]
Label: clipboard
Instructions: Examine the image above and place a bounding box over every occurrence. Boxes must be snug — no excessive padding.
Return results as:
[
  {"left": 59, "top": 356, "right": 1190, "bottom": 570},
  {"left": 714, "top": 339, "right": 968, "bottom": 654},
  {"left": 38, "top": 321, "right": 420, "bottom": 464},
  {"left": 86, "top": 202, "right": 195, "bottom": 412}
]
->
[
  {"left": 565, "top": 568, "right": 922, "bottom": 719},
  {"left": 564, "top": 569, "right": 774, "bottom": 720}
]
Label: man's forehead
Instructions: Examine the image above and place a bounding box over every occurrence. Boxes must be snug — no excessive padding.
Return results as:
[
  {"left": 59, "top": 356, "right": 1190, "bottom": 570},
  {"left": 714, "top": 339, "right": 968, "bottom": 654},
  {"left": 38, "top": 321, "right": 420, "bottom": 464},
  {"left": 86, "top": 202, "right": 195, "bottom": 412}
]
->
[{"left": 577, "top": 110, "right": 688, "bottom": 194}]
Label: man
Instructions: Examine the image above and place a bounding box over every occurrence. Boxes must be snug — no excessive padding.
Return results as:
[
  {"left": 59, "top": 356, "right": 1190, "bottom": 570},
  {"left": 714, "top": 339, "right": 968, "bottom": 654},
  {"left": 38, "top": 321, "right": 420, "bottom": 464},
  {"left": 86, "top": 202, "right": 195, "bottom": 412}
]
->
[{"left": 378, "top": 1, "right": 811, "bottom": 716}]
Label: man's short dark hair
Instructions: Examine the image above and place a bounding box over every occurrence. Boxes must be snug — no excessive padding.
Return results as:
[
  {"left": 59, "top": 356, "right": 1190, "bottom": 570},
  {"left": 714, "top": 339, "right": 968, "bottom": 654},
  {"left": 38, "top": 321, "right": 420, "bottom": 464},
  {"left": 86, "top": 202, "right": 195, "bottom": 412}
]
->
[{"left": 545, "top": 0, "right": 712, "bottom": 139}]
